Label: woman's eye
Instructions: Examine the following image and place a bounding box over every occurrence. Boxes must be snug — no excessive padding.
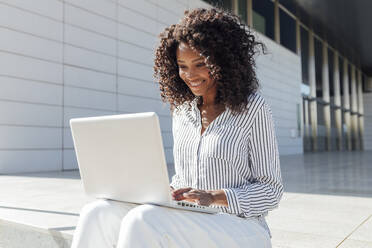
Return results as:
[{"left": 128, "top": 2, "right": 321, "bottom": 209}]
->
[
  {"left": 196, "top": 63, "right": 205, "bottom": 67},
  {"left": 179, "top": 65, "right": 186, "bottom": 69}
]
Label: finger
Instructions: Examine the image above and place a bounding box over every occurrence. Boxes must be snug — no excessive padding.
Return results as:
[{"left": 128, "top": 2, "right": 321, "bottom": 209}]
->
[
  {"left": 183, "top": 198, "right": 198, "bottom": 203},
  {"left": 183, "top": 192, "right": 201, "bottom": 199},
  {"left": 175, "top": 191, "right": 200, "bottom": 201},
  {"left": 172, "top": 187, "right": 193, "bottom": 196}
]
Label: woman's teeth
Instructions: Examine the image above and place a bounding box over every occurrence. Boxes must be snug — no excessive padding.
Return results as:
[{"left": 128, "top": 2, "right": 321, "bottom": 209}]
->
[{"left": 190, "top": 80, "right": 204, "bottom": 87}]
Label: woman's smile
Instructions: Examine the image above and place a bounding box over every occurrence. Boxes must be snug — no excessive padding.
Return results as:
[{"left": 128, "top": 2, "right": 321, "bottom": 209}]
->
[
  {"left": 176, "top": 42, "right": 217, "bottom": 102},
  {"left": 187, "top": 79, "right": 206, "bottom": 88}
]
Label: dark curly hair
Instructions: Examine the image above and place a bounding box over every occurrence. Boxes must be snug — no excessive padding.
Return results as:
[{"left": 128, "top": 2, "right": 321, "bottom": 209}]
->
[{"left": 153, "top": 8, "right": 265, "bottom": 114}]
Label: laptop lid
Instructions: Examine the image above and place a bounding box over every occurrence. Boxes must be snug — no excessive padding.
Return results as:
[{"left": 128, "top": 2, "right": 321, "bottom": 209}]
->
[{"left": 70, "top": 112, "right": 172, "bottom": 205}]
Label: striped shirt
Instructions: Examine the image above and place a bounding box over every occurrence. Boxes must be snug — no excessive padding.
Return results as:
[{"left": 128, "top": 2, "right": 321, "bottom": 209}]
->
[{"left": 170, "top": 93, "right": 283, "bottom": 218}]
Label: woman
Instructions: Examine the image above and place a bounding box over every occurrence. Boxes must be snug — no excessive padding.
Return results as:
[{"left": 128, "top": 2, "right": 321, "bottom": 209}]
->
[{"left": 71, "top": 8, "right": 283, "bottom": 248}]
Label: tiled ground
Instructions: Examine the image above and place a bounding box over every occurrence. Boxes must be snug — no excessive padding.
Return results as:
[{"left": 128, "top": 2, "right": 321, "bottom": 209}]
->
[{"left": 0, "top": 151, "right": 371, "bottom": 247}]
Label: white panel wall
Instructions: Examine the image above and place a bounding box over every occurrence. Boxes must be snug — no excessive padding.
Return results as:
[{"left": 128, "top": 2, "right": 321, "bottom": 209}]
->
[
  {"left": 363, "top": 93, "right": 372, "bottom": 150},
  {"left": 0, "top": 0, "right": 303, "bottom": 173},
  {"left": 254, "top": 34, "right": 303, "bottom": 155},
  {"left": 0, "top": 0, "right": 186, "bottom": 173}
]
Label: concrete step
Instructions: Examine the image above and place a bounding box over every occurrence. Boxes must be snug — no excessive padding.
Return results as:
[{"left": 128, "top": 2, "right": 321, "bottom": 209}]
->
[
  {"left": 0, "top": 171, "right": 91, "bottom": 248},
  {"left": 0, "top": 219, "right": 72, "bottom": 248}
]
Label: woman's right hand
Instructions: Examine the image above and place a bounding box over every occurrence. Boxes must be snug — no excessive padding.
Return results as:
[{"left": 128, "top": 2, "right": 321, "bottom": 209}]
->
[{"left": 171, "top": 187, "right": 193, "bottom": 201}]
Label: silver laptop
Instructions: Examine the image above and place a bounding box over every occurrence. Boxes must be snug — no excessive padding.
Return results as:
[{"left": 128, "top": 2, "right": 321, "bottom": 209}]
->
[{"left": 70, "top": 112, "right": 219, "bottom": 214}]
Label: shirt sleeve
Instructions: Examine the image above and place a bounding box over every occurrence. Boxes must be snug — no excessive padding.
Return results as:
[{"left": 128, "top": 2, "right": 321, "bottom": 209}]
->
[
  {"left": 222, "top": 102, "right": 283, "bottom": 217},
  {"left": 169, "top": 109, "right": 183, "bottom": 189}
]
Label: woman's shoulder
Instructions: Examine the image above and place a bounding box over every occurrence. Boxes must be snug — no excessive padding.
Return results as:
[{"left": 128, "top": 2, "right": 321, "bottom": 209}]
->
[{"left": 243, "top": 92, "right": 267, "bottom": 114}]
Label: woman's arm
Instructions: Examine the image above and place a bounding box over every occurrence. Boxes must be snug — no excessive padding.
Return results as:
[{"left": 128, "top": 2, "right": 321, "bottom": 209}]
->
[{"left": 222, "top": 102, "right": 283, "bottom": 217}]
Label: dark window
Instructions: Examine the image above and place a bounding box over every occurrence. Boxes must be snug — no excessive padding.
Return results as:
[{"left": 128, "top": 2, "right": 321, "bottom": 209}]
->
[
  {"left": 339, "top": 56, "right": 344, "bottom": 96},
  {"left": 278, "top": 0, "right": 297, "bottom": 14},
  {"left": 328, "top": 48, "right": 334, "bottom": 97},
  {"left": 203, "top": 0, "right": 233, "bottom": 11},
  {"left": 300, "top": 27, "right": 309, "bottom": 85},
  {"left": 348, "top": 63, "right": 352, "bottom": 97},
  {"left": 252, "top": 0, "right": 274, "bottom": 40},
  {"left": 314, "top": 37, "right": 323, "bottom": 98},
  {"left": 279, "top": 8, "right": 296, "bottom": 53},
  {"left": 238, "top": 0, "right": 247, "bottom": 23}
]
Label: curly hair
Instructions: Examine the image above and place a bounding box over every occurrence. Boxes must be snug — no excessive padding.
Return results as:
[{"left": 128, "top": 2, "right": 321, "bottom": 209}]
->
[{"left": 153, "top": 8, "right": 265, "bottom": 114}]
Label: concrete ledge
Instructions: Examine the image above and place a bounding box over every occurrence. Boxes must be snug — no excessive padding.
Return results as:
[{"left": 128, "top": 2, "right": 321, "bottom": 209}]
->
[
  {"left": 0, "top": 152, "right": 371, "bottom": 247},
  {"left": 0, "top": 219, "right": 72, "bottom": 248}
]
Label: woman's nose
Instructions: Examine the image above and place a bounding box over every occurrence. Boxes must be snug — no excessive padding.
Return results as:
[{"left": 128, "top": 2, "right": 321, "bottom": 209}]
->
[{"left": 185, "top": 70, "right": 197, "bottom": 80}]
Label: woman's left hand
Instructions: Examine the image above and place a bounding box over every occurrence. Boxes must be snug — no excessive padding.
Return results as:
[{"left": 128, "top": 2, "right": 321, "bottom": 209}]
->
[{"left": 172, "top": 187, "right": 214, "bottom": 206}]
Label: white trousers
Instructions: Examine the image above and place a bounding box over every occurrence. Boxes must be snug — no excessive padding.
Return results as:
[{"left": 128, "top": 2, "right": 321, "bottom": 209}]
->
[{"left": 71, "top": 199, "right": 272, "bottom": 248}]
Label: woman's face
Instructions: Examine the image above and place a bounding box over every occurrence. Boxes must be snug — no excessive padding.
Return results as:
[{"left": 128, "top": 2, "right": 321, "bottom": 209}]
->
[{"left": 176, "top": 42, "right": 217, "bottom": 99}]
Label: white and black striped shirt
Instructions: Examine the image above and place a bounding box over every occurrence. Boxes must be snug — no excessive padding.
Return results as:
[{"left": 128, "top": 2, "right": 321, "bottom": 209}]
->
[{"left": 170, "top": 93, "right": 283, "bottom": 218}]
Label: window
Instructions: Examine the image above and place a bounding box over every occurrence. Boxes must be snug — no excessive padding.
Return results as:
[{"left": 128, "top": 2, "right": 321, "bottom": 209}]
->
[
  {"left": 203, "top": 0, "right": 233, "bottom": 11},
  {"left": 279, "top": 9, "right": 296, "bottom": 53},
  {"left": 328, "top": 48, "right": 334, "bottom": 97},
  {"left": 252, "top": 0, "right": 274, "bottom": 39},
  {"left": 238, "top": 0, "right": 247, "bottom": 23},
  {"left": 300, "top": 26, "right": 309, "bottom": 86},
  {"left": 314, "top": 37, "right": 323, "bottom": 98}
]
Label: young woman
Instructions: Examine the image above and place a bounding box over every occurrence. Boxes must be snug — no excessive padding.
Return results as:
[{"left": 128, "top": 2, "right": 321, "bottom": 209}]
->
[{"left": 71, "top": 8, "right": 283, "bottom": 248}]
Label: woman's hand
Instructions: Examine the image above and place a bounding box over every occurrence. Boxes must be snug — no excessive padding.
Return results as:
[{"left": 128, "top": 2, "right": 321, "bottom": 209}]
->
[
  {"left": 171, "top": 187, "right": 228, "bottom": 207},
  {"left": 172, "top": 187, "right": 214, "bottom": 206}
]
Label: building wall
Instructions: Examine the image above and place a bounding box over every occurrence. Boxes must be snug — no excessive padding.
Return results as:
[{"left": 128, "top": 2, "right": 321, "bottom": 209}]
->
[
  {"left": 363, "top": 93, "right": 372, "bottom": 150},
  {"left": 0, "top": 0, "right": 301, "bottom": 174},
  {"left": 254, "top": 34, "right": 303, "bottom": 155}
]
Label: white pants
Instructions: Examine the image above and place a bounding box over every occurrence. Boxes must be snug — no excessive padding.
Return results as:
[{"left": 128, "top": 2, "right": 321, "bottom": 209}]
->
[{"left": 71, "top": 200, "right": 272, "bottom": 248}]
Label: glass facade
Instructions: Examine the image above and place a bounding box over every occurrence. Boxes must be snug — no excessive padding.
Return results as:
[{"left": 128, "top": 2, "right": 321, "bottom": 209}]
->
[{"left": 201, "top": 0, "right": 365, "bottom": 152}]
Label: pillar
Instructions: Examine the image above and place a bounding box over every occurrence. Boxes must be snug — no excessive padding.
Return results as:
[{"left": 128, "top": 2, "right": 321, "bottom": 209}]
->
[
  {"left": 274, "top": 0, "right": 280, "bottom": 43},
  {"left": 333, "top": 52, "right": 342, "bottom": 150},
  {"left": 342, "top": 58, "right": 352, "bottom": 150},
  {"left": 357, "top": 70, "right": 364, "bottom": 150},
  {"left": 247, "top": 0, "right": 253, "bottom": 27},
  {"left": 308, "top": 31, "right": 318, "bottom": 151},
  {"left": 322, "top": 42, "right": 331, "bottom": 150},
  {"left": 296, "top": 19, "right": 301, "bottom": 55},
  {"left": 350, "top": 65, "right": 359, "bottom": 150}
]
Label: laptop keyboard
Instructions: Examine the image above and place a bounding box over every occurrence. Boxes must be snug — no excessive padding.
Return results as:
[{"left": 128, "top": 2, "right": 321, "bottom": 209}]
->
[{"left": 173, "top": 200, "right": 207, "bottom": 209}]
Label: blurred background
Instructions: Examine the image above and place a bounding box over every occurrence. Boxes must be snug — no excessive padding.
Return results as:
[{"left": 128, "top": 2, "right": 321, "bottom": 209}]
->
[{"left": 0, "top": 0, "right": 371, "bottom": 174}]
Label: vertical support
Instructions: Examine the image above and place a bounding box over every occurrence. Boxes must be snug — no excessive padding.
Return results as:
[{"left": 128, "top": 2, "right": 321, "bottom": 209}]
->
[
  {"left": 303, "top": 98, "right": 310, "bottom": 151},
  {"left": 232, "top": 0, "right": 238, "bottom": 15},
  {"left": 322, "top": 42, "right": 331, "bottom": 150},
  {"left": 296, "top": 18, "right": 301, "bottom": 55},
  {"left": 308, "top": 31, "right": 318, "bottom": 151},
  {"left": 343, "top": 58, "right": 352, "bottom": 150},
  {"left": 350, "top": 65, "right": 359, "bottom": 149},
  {"left": 274, "top": 0, "right": 280, "bottom": 43},
  {"left": 333, "top": 51, "right": 342, "bottom": 150},
  {"left": 357, "top": 70, "right": 364, "bottom": 150},
  {"left": 247, "top": 0, "right": 253, "bottom": 27}
]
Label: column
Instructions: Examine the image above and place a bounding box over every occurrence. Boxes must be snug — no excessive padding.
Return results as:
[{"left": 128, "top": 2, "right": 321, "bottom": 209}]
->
[
  {"left": 350, "top": 65, "right": 359, "bottom": 149},
  {"left": 322, "top": 42, "right": 331, "bottom": 150},
  {"left": 303, "top": 98, "right": 310, "bottom": 151},
  {"left": 357, "top": 70, "right": 364, "bottom": 150},
  {"left": 247, "top": 0, "right": 253, "bottom": 27},
  {"left": 308, "top": 31, "right": 318, "bottom": 151},
  {"left": 232, "top": 0, "right": 238, "bottom": 15},
  {"left": 274, "top": 0, "right": 280, "bottom": 43},
  {"left": 343, "top": 58, "right": 352, "bottom": 150},
  {"left": 296, "top": 18, "right": 301, "bottom": 55},
  {"left": 333, "top": 52, "right": 342, "bottom": 150}
]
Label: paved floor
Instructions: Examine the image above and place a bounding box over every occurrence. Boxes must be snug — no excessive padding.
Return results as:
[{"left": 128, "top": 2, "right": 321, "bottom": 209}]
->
[{"left": 0, "top": 151, "right": 371, "bottom": 247}]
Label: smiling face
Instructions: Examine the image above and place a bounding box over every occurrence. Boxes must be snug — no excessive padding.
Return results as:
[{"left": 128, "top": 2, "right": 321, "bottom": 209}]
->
[{"left": 176, "top": 42, "right": 217, "bottom": 102}]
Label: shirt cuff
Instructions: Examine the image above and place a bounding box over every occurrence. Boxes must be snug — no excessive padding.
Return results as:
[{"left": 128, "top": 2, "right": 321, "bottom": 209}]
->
[{"left": 222, "top": 188, "right": 241, "bottom": 215}]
